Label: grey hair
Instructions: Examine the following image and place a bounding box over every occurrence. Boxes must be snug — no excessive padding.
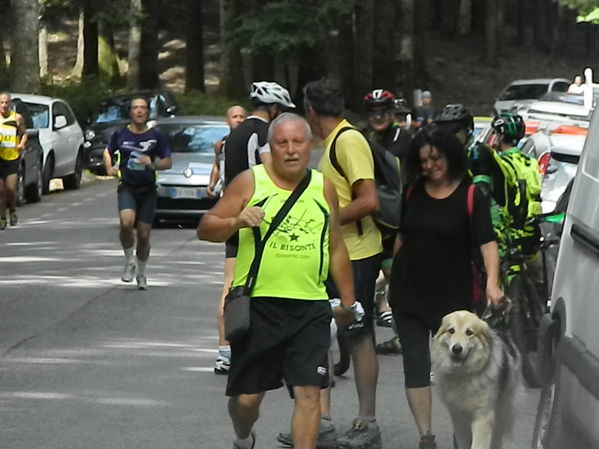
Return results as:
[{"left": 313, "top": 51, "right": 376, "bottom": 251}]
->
[{"left": 267, "top": 112, "right": 312, "bottom": 143}]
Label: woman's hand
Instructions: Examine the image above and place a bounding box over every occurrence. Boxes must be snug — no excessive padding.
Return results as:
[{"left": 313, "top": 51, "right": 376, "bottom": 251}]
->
[{"left": 486, "top": 281, "right": 505, "bottom": 307}]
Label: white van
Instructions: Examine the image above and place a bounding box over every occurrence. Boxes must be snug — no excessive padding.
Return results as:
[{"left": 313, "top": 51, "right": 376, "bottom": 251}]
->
[{"left": 532, "top": 106, "right": 599, "bottom": 448}]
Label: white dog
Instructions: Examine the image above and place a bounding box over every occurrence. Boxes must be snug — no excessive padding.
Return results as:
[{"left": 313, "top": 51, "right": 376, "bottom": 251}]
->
[{"left": 432, "top": 310, "right": 521, "bottom": 449}]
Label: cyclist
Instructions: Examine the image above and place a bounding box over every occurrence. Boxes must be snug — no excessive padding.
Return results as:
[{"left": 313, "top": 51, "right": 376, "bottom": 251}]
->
[{"left": 211, "top": 81, "right": 295, "bottom": 375}]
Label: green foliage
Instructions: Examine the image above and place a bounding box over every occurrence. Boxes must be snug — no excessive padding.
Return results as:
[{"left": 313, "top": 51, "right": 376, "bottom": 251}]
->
[
  {"left": 177, "top": 91, "right": 249, "bottom": 117},
  {"left": 559, "top": 0, "right": 599, "bottom": 22},
  {"left": 40, "top": 77, "right": 111, "bottom": 124},
  {"left": 230, "top": 0, "right": 357, "bottom": 56}
]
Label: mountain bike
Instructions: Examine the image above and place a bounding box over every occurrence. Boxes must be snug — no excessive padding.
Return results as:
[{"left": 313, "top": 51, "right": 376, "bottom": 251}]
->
[{"left": 501, "top": 212, "right": 562, "bottom": 388}]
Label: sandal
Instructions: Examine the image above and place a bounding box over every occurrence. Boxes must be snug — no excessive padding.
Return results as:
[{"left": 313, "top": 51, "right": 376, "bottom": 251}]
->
[{"left": 375, "top": 310, "right": 393, "bottom": 327}]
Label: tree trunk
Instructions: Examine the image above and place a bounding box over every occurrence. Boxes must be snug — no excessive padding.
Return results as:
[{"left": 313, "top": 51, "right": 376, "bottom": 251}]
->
[
  {"left": 413, "top": 0, "right": 428, "bottom": 82},
  {"left": 82, "top": 4, "right": 99, "bottom": 78},
  {"left": 139, "top": 0, "right": 160, "bottom": 89},
  {"left": 352, "top": 0, "right": 374, "bottom": 109},
  {"left": 127, "top": 0, "right": 142, "bottom": 90},
  {"left": 185, "top": 0, "right": 205, "bottom": 92},
  {"left": 72, "top": 9, "right": 85, "bottom": 77},
  {"left": 10, "top": 0, "right": 40, "bottom": 92},
  {"left": 372, "top": 0, "right": 396, "bottom": 91},
  {"left": 458, "top": 0, "right": 472, "bottom": 35},
  {"left": 485, "top": 0, "right": 498, "bottom": 66},
  {"left": 550, "top": 3, "right": 567, "bottom": 60},
  {"left": 337, "top": 13, "right": 354, "bottom": 108},
  {"left": 98, "top": 20, "right": 121, "bottom": 86},
  {"left": 218, "top": 0, "right": 246, "bottom": 99},
  {"left": 39, "top": 20, "right": 48, "bottom": 80},
  {"left": 397, "top": 0, "right": 415, "bottom": 100},
  {"left": 516, "top": 0, "right": 526, "bottom": 44}
]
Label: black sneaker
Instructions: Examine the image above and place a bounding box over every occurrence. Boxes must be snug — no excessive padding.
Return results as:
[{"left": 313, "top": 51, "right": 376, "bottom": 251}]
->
[
  {"left": 9, "top": 211, "right": 17, "bottom": 226},
  {"left": 375, "top": 336, "right": 402, "bottom": 355},
  {"left": 214, "top": 358, "right": 230, "bottom": 375},
  {"left": 0, "top": 217, "right": 6, "bottom": 230}
]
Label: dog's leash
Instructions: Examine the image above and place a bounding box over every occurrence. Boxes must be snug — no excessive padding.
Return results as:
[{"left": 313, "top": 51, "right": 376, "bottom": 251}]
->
[{"left": 481, "top": 297, "right": 513, "bottom": 330}]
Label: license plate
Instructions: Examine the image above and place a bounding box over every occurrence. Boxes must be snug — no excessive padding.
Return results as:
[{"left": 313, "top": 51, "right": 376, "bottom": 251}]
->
[{"left": 170, "top": 187, "right": 204, "bottom": 199}]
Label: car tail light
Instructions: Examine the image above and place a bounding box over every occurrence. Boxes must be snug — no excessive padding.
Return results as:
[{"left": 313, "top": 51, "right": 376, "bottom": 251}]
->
[
  {"left": 538, "top": 152, "right": 551, "bottom": 176},
  {"left": 526, "top": 121, "right": 540, "bottom": 136}
]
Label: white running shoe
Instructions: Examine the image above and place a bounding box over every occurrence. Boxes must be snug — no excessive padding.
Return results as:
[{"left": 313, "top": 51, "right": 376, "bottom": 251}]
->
[
  {"left": 121, "top": 262, "right": 136, "bottom": 282},
  {"left": 136, "top": 275, "right": 147, "bottom": 290}
]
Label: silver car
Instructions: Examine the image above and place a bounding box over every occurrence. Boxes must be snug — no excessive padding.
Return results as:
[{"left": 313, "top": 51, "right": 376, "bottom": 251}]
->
[
  {"left": 493, "top": 78, "right": 569, "bottom": 115},
  {"left": 153, "top": 116, "right": 228, "bottom": 223}
]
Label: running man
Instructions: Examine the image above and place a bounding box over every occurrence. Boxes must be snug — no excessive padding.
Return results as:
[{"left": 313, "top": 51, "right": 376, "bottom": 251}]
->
[
  {"left": 0, "top": 92, "right": 28, "bottom": 230},
  {"left": 102, "top": 97, "right": 172, "bottom": 290},
  {"left": 198, "top": 113, "right": 360, "bottom": 449}
]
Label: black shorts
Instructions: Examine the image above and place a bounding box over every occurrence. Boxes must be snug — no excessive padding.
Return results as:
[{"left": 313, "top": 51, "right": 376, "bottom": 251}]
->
[
  {"left": 226, "top": 298, "right": 331, "bottom": 397},
  {"left": 0, "top": 159, "right": 19, "bottom": 179},
  {"left": 225, "top": 232, "right": 239, "bottom": 258},
  {"left": 117, "top": 185, "right": 157, "bottom": 225},
  {"left": 381, "top": 234, "right": 396, "bottom": 270},
  {"left": 327, "top": 253, "right": 382, "bottom": 337}
]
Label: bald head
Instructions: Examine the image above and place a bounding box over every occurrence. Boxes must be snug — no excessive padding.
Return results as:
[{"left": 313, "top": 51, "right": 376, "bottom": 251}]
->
[{"left": 226, "top": 105, "right": 246, "bottom": 129}]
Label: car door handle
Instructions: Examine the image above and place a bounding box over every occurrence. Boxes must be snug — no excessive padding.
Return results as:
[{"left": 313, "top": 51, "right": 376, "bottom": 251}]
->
[{"left": 571, "top": 222, "right": 599, "bottom": 257}]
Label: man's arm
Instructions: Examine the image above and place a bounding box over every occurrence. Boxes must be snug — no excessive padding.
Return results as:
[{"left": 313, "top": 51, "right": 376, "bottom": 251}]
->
[
  {"left": 15, "top": 113, "right": 28, "bottom": 152},
  {"left": 325, "top": 179, "right": 355, "bottom": 309},
  {"left": 102, "top": 148, "right": 117, "bottom": 177},
  {"left": 338, "top": 178, "right": 379, "bottom": 225},
  {"left": 480, "top": 240, "right": 504, "bottom": 306},
  {"left": 207, "top": 140, "right": 223, "bottom": 197},
  {"left": 197, "top": 170, "right": 261, "bottom": 242}
]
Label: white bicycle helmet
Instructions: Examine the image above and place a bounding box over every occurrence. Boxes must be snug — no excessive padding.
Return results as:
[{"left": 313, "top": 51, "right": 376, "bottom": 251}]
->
[{"left": 250, "top": 81, "right": 295, "bottom": 108}]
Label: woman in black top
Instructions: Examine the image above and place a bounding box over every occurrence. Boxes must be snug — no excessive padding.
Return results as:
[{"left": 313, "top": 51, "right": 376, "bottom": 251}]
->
[{"left": 389, "top": 128, "right": 503, "bottom": 449}]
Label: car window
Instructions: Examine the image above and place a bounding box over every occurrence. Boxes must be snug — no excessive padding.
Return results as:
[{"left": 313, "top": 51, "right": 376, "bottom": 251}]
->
[
  {"left": 94, "top": 98, "right": 131, "bottom": 124},
  {"left": 552, "top": 81, "right": 569, "bottom": 92},
  {"left": 158, "top": 124, "right": 229, "bottom": 154},
  {"left": 53, "top": 102, "right": 74, "bottom": 125},
  {"left": 23, "top": 102, "right": 50, "bottom": 129},
  {"left": 498, "top": 84, "right": 549, "bottom": 101}
]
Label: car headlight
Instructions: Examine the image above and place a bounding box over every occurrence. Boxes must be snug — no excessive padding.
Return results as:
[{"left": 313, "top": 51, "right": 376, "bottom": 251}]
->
[{"left": 85, "top": 129, "right": 96, "bottom": 140}]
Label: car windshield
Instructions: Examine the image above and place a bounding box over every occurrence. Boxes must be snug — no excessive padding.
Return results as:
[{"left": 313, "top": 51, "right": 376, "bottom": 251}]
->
[
  {"left": 93, "top": 96, "right": 158, "bottom": 124},
  {"left": 499, "top": 84, "right": 549, "bottom": 101},
  {"left": 158, "top": 123, "right": 228, "bottom": 154},
  {"left": 23, "top": 102, "right": 50, "bottom": 128}
]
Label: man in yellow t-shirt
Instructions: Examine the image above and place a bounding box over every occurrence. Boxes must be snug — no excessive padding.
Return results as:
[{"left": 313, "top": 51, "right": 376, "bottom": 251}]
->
[
  {"left": 304, "top": 78, "right": 383, "bottom": 449},
  {"left": 0, "top": 92, "right": 28, "bottom": 230}
]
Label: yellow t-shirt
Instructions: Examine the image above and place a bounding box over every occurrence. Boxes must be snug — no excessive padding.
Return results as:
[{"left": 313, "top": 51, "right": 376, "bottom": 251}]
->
[{"left": 319, "top": 119, "right": 382, "bottom": 260}]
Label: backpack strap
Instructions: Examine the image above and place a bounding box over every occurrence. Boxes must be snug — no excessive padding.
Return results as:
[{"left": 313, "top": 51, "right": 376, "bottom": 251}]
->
[
  {"left": 329, "top": 126, "right": 358, "bottom": 179},
  {"left": 467, "top": 183, "right": 475, "bottom": 220}
]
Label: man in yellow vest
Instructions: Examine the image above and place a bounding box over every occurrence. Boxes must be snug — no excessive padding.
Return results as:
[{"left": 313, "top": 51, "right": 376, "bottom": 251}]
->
[
  {"left": 198, "top": 113, "right": 361, "bottom": 449},
  {"left": 0, "top": 92, "right": 28, "bottom": 230}
]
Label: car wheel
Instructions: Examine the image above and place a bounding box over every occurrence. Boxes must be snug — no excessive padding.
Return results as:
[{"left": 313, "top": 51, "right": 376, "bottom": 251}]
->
[
  {"left": 25, "top": 159, "right": 43, "bottom": 203},
  {"left": 16, "top": 162, "right": 26, "bottom": 206},
  {"left": 62, "top": 149, "right": 83, "bottom": 190},
  {"left": 42, "top": 153, "right": 54, "bottom": 194}
]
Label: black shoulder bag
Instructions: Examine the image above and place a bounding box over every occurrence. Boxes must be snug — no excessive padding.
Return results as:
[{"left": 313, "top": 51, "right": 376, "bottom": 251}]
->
[{"left": 224, "top": 170, "right": 312, "bottom": 343}]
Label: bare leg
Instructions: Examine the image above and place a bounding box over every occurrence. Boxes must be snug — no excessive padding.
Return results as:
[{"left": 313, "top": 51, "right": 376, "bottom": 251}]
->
[
  {"left": 135, "top": 221, "right": 152, "bottom": 262},
  {"left": 119, "top": 209, "right": 136, "bottom": 251},
  {"left": 292, "top": 385, "right": 321, "bottom": 449},
  {"left": 406, "top": 386, "right": 432, "bottom": 437},
  {"left": 348, "top": 332, "right": 378, "bottom": 418},
  {"left": 4, "top": 173, "right": 17, "bottom": 212},
  {"left": 0, "top": 178, "right": 6, "bottom": 218},
  {"left": 229, "top": 393, "right": 264, "bottom": 439}
]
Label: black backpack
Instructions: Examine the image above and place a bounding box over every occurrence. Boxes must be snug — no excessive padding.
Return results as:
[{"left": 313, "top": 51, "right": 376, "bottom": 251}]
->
[{"left": 329, "top": 127, "right": 402, "bottom": 238}]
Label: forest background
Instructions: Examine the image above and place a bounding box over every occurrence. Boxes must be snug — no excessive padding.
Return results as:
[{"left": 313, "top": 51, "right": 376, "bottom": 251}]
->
[{"left": 3, "top": 0, "right": 599, "bottom": 123}]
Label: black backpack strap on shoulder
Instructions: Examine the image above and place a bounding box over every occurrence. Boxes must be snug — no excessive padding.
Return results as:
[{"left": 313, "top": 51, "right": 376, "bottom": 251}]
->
[
  {"left": 245, "top": 170, "right": 312, "bottom": 292},
  {"left": 329, "top": 126, "right": 358, "bottom": 179}
]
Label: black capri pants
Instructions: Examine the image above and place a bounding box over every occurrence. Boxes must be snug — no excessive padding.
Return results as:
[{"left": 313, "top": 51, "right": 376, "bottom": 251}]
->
[{"left": 393, "top": 310, "right": 441, "bottom": 388}]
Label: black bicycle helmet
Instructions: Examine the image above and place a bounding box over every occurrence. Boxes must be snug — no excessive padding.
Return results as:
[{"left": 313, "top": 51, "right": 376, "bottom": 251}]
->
[
  {"left": 491, "top": 112, "right": 525, "bottom": 142},
  {"left": 363, "top": 89, "right": 395, "bottom": 111},
  {"left": 434, "top": 103, "right": 474, "bottom": 133}
]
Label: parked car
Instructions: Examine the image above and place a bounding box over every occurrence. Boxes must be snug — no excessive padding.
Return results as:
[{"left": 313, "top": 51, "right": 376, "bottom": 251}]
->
[
  {"left": 83, "top": 90, "right": 178, "bottom": 174},
  {"left": 532, "top": 106, "right": 599, "bottom": 449},
  {"left": 12, "top": 93, "right": 84, "bottom": 192},
  {"left": 522, "top": 96, "right": 592, "bottom": 129},
  {"left": 493, "top": 78, "right": 570, "bottom": 116},
  {"left": 10, "top": 99, "right": 44, "bottom": 205},
  {"left": 153, "top": 116, "right": 228, "bottom": 223}
]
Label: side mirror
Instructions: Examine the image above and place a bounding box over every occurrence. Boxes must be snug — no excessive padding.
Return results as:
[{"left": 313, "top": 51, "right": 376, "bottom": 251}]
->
[
  {"left": 166, "top": 105, "right": 177, "bottom": 116},
  {"left": 54, "top": 115, "right": 67, "bottom": 129}
]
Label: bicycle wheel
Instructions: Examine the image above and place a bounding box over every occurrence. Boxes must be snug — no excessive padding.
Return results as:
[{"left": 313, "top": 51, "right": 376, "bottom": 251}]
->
[
  {"left": 507, "top": 272, "right": 544, "bottom": 388},
  {"left": 333, "top": 334, "right": 351, "bottom": 376}
]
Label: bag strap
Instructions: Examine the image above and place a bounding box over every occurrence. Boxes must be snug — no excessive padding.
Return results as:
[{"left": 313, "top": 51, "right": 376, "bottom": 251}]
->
[{"left": 244, "top": 170, "right": 313, "bottom": 292}]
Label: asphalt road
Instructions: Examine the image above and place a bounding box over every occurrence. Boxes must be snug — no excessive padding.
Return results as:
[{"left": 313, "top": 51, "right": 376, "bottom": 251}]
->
[{"left": 0, "top": 177, "right": 540, "bottom": 449}]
